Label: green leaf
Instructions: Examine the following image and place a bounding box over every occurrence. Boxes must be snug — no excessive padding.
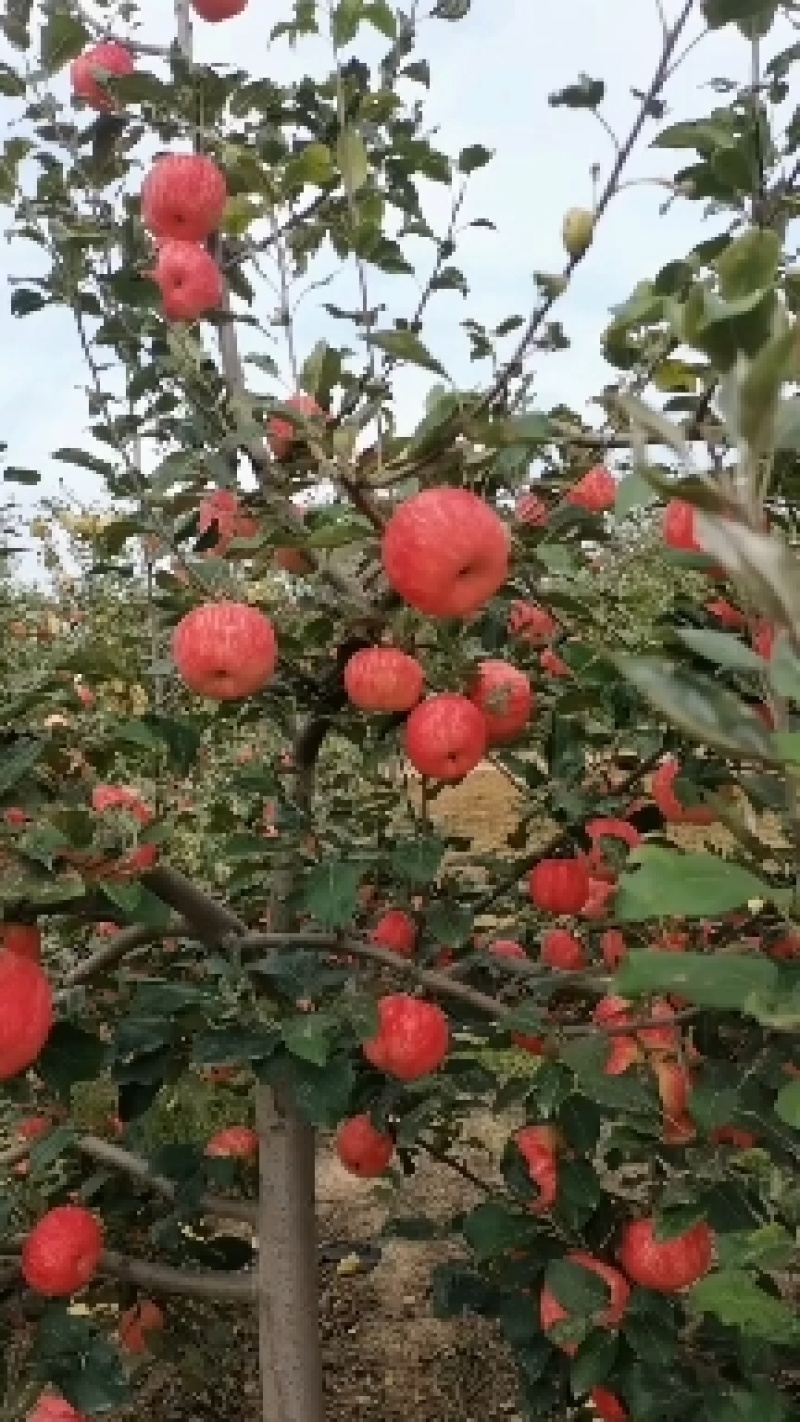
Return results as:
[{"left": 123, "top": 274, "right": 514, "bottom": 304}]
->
[
  {"left": 40, "top": 8, "right": 88, "bottom": 74},
  {"left": 549, "top": 75, "right": 605, "bottom": 109},
  {"left": 544, "top": 1259, "right": 611, "bottom": 1314},
  {"left": 768, "top": 633, "right": 800, "bottom": 704},
  {"left": 389, "top": 837, "right": 445, "bottom": 884},
  {"left": 4, "top": 466, "right": 40, "bottom": 484},
  {"left": 282, "top": 1013, "right": 335, "bottom": 1066},
  {"left": 615, "top": 949, "right": 778, "bottom": 1011},
  {"left": 332, "top": 0, "right": 364, "bottom": 45},
  {"left": 774, "top": 1079, "right": 800, "bottom": 1129},
  {"left": 690, "top": 1269, "right": 800, "bottom": 1343},
  {"left": 740, "top": 324, "right": 800, "bottom": 455},
  {"left": 462, "top": 1202, "right": 533, "bottom": 1261},
  {"left": 716, "top": 227, "right": 781, "bottom": 302},
  {"left": 337, "top": 125, "right": 369, "bottom": 194},
  {"left": 192, "top": 1027, "right": 280, "bottom": 1065},
  {"left": 702, "top": 0, "right": 778, "bottom": 36},
  {"left": 716, "top": 1224, "right": 796, "bottom": 1271},
  {"left": 570, "top": 1331, "right": 618, "bottom": 1396},
  {"left": 52, "top": 447, "right": 116, "bottom": 478},
  {"left": 371, "top": 329, "right": 447, "bottom": 377},
  {"left": 425, "top": 900, "right": 472, "bottom": 947},
  {"left": 616, "top": 848, "right": 771, "bottom": 922},
  {"left": 675, "top": 627, "right": 764, "bottom": 673},
  {"left": 458, "top": 144, "right": 493, "bottom": 173},
  {"left": 0, "top": 737, "right": 42, "bottom": 794},
  {"left": 614, "top": 470, "right": 659, "bottom": 520},
  {"left": 364, "top": 2, "right": 397, "bottom": 38},
  {"left": 141, "top": 714, "right": 202, "bottom": 773},
  {"left": 101, "top": 881, "right": 173, "bottom": 930},
  {"left": 300, "top": 861, "right": 362, "bottom": 928},
  {"left": 34, "top": 1024, "right": 106, "bottom": 1100},
  {"left": 615, "top": 654, "right": 774, "bottom": 758},
  {"left": 33, "top": 1306, "right": 130, "bottom": 1411}
]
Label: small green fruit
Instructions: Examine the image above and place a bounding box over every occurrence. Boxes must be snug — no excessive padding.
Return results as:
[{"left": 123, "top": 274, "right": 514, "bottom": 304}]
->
[{"left": 562, "top": 207, "right": 595, "bottom": 259}]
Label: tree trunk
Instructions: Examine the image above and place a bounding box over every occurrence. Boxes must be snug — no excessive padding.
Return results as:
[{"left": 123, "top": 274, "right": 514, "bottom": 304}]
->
[{"left": 256, "top": 1084, "right": 324, "bottom": 1422}]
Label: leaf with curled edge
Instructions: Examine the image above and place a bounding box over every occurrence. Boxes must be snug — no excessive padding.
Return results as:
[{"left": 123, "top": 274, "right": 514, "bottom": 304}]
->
[
  {"left": 696, "top": 513, "right": 800, "bottom": 637},
  {"left": 614, "top": 654, "right": 775, "bottom": 759}
]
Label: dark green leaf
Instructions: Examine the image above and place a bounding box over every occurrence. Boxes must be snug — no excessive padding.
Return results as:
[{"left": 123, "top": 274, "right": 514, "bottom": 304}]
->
[
  {"left": 35, "top": 1024, "right": 106, "bottom": 1099},
  {"left": 570, "top": 1330, "right": 618, "bottom": 1396},
  {"left": 616, "top": 654, "right": 774, "bottom": 758},
  {"left": 40, "top": 8, "right": 88, "bottom": 72},
  {"left": 300, "top": 861, "right": 362, "bottom": 928},
  {"left": 33, "top": 1306, "right": 130, "bottom": 1411},
  {"left": 371, "top": 329, "right": 447, "bottom": 376},
  {"left": 774, "top": 1079, "right": 800, "bottom": 1129},
  {"left": 389, "top": 837, "right": 445, "bottom": 884},
  {"left": 462, "top": 1202, "right": 532, "bottom": 1261},
  {"left": 545, "top": 1258, "right": 611, "bottom": 1314},
  {"left": 282, "top": 1013, "right": 336, "bottom": 1066},
  {"left": 458, "top": 144, "right": 493, "bottom": 173}
]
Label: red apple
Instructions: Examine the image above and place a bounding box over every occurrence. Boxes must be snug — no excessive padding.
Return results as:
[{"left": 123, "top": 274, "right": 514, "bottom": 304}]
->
[
  {"left": 70, "top": 41, "right": 134, "bottom": 111},
  {"left": 370, "top": 910, "right": 417, "bottom": 959},
  {"left": 141, "top": 154, "right": 227, "bottom": 243},
  {"left": 468, "top": 659, "right": 533, "bottom": 744},
  {"left": 540, "top": 929, "right": 585, "bottom": 970},
  {"left": 0, "top": 954, "right": 53, "bottom": 1080},
  {"left": 0, "top": 922, "right": 42, "bottom": 961},
  {"left": 567, "top": 465, "right": 616, "bottom": 513},
  {"left": 515, "top": 492, "right": 548, "bottom": 526},
  {"left": 150, "top": 241, "right": 223, "bottom": 322},
  {"left": 363, "top": 995, "right": 449, "bottom": 1080},
  {"left": 191, "top": 0, "right": 247, "bottom": 17},
  {"left": 381, "top": 487, "right": 509, "bottom": 617},
  {"left": 119, "top": 1299, "right": 165, "bottom": 1354},
  {"left": 22, "top": 1205, "right": 104, "bottom": 1297},
  {"left": 336, "top": 1114, "right": 394, "bottom": 1177},
  {"left": 172, "top": 602, "right": 277, "bottom": 700},
  {"left": 267, "top": 393, "right": 325, "bottom": 461},
  {"left": 404, "top": 694, "right": 487, "bottom": 781},
  {"left": 204, "top": 1126, "right": 259, "bottom": 1159},
  {"left": 507, "top": 600, "right": 557, "bottom": 644},
  {"left": 344, "top": 647, "right": 424, "bottom": 713}
]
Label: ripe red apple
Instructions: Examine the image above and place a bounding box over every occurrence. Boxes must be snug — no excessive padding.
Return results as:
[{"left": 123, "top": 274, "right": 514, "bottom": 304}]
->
[
  {"left": 468, "top": 659, "right": 533, "bottom": 744},
  {"left": 581, "top": 877, "right": 617, "bottom": 919},
  {"left": 768, "top": 933, "right": 800, "bottom": 960},
  {"left": 204, "top": 1126, "right": 259, "bottom": 1159},
  {"left": 172, "top": 602, "right": 277, "bottom": 700},
  {"left": 27, "top": 1395, "right": 87, "bottom": 1422},
  {"left": 601, "top": 929, "right": 627, "bottom": 969},
  {"left": 540, "top": 929, "right": 586, "bottom": 970},
  {"left": 198, "top": 489, "right": 258, "bottom": 556},
  {"left": 507, "top": 600, "right": 557, "bottom": 644},
  {"left": 512, "top": 1032, "right": 546, "bottom": 1055},
  {"left": 637, "top": 996, "right": 680, "bottom": 1054},
  {"left": 540, "top": 1251, "right": 630, "bottom": 1354},
  {"left": 488, "top": 938, "right": 527, "bottom": 961},
  {"left": 22, "top": 1205, "right": 104, "bottom": 1297},
  {"left": 567, "top": 465, "right": 616, "bottom": 513},
  {"left": 150, "top": 242, "right": 223, "bottom": 322},
  {"left": 593, "top": 997, "right": 641, "bottom": 1075},
  {"left": 515, "top": 492, "right": 548, "bottom": 526},
  {"left": 515, "top": 1124, "right": 558, "bottom": 1214},
  {"left": 335, "top": 1114, "right": 394, "bottom": 1177},
  {"left": 363, "top": 994, "right": 449, "bottom": 1081},
  {"left": 3, "top": 806, "right": 30, "bottom": 827},
  {"left": 618, "top": 1217, "right": 714, "bottom": 1292},
  {"left": 370, "top": 910, "right": 417, "bottom": 959},
  {"left": 707, "top": 598, "right": 745, "bottom": 630},
  {"left": 344, "top": 646, "right": 424, "bottom": 713},
  {"left": 528, "top": 857, "right": 590, "bottom": 915},
  {"left": 539, "top": 646, "right": 571, "bottom": 677},
  {"left": 751, "top": 620, "right": 776, "bottom": 660},
  {"left": 590, "top": 1387, "right": 629, "bottom": 1422},
  {"left": 381, "top": 487, "right": 509, "bottom": 617},
  {"left": 1, "top": 922, "right": 42, "bottom": 961},
  {"left": 70, "top": 41, "right": 134, "bottom": 111},
  {"left": 267, "top": 393, "right": 325, "bottom": 461},
  {"left": 651, "top": 757, "right": 714, "bottom": 826},
  {"left": 92, "top": 784, "right": 153, "bottom": 825},
  {"left": 663, "top": 499, "right": 702, "bottom": 553},
  {"left": 191, "top": 0, "right": 247, "bottom": 18},
  {"left": 710, "top": 1125, "right": 757, "bottom": 1149},
  {"left": 0, "top": 954, "right": 52, "bottom": 1080},
  {"left": 654, "top": 1058, "right": 695, "bottom": 1144},
  {"left": 404, "top": 694, "right": 487, "bottom": 781},
  {"left": 141, "top": 154, "right": 227, "bottom": 243},
  {"left": 119, "top": 1299, "right": 165, "bottom": 1354}
]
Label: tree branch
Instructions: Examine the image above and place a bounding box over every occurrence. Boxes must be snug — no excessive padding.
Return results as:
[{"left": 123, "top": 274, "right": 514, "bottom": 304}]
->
[
  {"left": 77, "top": 1134, "right": 257, "bottom": 1225},
  {"left": 100, "top": 1249, "right": 256, "bottom": 1299}
]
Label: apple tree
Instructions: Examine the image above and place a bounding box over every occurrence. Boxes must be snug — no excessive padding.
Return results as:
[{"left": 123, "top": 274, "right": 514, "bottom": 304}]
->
[{"left": 0, "top": 1, "right": 799, "bottom": 1421}]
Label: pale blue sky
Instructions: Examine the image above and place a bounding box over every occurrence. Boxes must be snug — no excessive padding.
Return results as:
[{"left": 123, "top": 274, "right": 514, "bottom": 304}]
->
[{"left": 0, "top": 0, "right": 795, "bottom": 540}]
